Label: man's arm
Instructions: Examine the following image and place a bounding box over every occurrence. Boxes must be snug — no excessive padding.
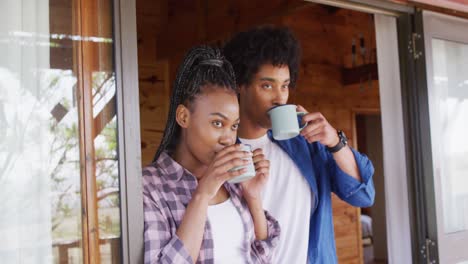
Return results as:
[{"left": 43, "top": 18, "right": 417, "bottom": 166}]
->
[
  {"left": 331, "top": 145, "right": 362, "bottom": 181},
  {"left": 297, "top": 105, "right": 374, "bottom": 206}
]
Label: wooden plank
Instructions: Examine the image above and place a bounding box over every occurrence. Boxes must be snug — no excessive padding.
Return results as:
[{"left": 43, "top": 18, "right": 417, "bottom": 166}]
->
[
  {"left": 139, "top": 61, "right": 170, "bottom": 165},
  {"left": 137, "top": 15, "right": 158, "bottom": 66},
  {"left": 157, "top": 0, "right": 312, "bottom": 59}
]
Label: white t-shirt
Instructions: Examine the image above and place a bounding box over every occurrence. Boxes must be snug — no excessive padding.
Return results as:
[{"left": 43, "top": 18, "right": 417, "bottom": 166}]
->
[
  {"left": 207, "top": 198, "right": 247, "bottom": 263},
  {"left": 240, "top": 134, "right": 312, "bottom": 263}
]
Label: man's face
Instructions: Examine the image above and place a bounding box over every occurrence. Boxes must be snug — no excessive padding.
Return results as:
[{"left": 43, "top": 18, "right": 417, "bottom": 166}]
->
[{"left": 239, "top": 64, "right": 290, "bottom": 129}]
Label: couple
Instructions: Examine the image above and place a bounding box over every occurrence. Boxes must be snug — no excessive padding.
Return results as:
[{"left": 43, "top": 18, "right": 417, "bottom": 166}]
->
[{"left": 143, "top": 26, "right": 375, "bottom": 264}]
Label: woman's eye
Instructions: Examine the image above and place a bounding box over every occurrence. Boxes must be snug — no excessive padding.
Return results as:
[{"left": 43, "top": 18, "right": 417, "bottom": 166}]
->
[
  {"left": 232, "top": 124, "right": 239, "bottom": 130},
  {"left": 212, "top": 121, "right": 223, "bottom": 128}
]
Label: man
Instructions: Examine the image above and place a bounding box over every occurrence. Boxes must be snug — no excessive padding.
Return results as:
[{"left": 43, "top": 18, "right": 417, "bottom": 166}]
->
[{"left": 223, "top": 26, "right": 375, "bottom": 263}]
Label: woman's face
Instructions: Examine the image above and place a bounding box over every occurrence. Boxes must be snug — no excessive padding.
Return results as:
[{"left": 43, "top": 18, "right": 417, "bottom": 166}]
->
[{"left": 180, "top": 85, "right": 240, "bottom": 166}]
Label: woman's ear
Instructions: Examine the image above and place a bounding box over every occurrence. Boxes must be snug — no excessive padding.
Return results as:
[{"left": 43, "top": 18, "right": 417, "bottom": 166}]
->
[{"left": 175, "top": 104, "right": 190, "bottom": 128}]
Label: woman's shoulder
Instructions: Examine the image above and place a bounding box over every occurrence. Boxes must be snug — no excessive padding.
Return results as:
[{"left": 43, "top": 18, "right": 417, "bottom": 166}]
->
[{"left": 142, "top": 164, "right": 167, "bottom": 194}]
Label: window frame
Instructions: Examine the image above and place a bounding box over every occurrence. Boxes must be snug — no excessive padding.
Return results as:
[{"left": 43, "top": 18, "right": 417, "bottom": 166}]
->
[{"left": 113, "top": 0, "right": 143, "bottom": 263}]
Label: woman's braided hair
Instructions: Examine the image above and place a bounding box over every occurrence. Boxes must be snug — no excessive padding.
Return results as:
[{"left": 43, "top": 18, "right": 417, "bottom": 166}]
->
[{"left": 153, "top": 45, "right": 237, "bottom": 162}]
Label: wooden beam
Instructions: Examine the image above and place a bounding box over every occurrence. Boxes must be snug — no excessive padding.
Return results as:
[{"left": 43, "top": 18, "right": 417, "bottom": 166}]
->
[
  {"left": 73, "top": 0, "right": 90, "bottom": 262},
  {"left": 93, "top": 94, "right": 116, "bottom": 138},
  {"left": 78, "top": 0, "right": 107, "bottom": 262}
]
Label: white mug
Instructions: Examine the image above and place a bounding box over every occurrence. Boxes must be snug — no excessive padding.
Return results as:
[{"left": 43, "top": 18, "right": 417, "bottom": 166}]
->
[
  {"left": 227, "top": 144, "right": 256, "bottom": 184},
  {"left": 267, "top": 104, "right": 307, "bottom": 140}
]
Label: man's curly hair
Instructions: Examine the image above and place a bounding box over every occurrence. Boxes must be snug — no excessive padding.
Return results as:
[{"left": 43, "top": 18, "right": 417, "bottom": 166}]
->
[{"left": 223, "top": 25, "right": 301, "bottom": 88}]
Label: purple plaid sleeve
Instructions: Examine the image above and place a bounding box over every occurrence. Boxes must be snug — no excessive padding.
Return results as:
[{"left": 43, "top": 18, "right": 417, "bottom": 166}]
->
[
  {"left": 143, "top": 171, "right": 193, "bottom": 264},
  {"left": 250, "top": 210, "right": 281, "bottom": 263}
]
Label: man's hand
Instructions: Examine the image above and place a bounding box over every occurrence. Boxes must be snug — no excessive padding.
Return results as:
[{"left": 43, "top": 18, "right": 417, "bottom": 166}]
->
[{"left": 297, "top": 105, "right": 339, "bottom": 147}]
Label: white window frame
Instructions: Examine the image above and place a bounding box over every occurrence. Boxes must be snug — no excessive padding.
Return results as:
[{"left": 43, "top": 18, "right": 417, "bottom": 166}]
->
[{"left": 113, "top": 0, "right": 143, "bottom": 263}]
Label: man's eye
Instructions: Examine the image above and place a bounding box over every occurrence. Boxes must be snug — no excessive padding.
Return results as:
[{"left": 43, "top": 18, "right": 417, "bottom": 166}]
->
[
  {"left": 232, "top": 124, "right": 239, "bottom": 130},
  {"left": 212, "top": 121, "right": 223, "bottom": 128},
  {"left": 282, "top": 84, "right": 290, "bottom": 89},
  {"left": 262, "top": 84, "right": 272, "bottom": 89}
]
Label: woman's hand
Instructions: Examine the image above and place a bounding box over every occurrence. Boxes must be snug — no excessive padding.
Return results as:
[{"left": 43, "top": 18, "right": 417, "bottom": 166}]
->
[
  {"left": 194, "top": 144, "right": 252, "bottom": 200},
  {"left": 240, "top": 148, "right": 269, "bottom": 201},
  {"left": 240, "top": 148, "right": 270, "bottom": 240}
]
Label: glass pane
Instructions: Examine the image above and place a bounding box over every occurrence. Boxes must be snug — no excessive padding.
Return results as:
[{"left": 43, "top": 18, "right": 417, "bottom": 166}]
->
[
  {"left": 0, "top": 0, "right": 120, "bottom": 263},
  {"left": 431, "top": 38, "right": 468, "bottom": 234},
  {"left": 94, "top": 75, "right": 120, "bottom": 263}
]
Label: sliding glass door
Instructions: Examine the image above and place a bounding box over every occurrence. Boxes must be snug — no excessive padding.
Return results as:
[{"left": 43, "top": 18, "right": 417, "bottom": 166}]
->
[
  {"left": 0, "top": 0, "right": 122, "bottom": 263},
  {"left": 423, "top": 11, "right": 468, "bottom": 264}
]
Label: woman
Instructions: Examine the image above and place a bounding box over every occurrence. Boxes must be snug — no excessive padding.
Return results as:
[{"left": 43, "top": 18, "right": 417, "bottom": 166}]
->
[{"left": 143, "top": 46, "right": 280, "bottom": 264}]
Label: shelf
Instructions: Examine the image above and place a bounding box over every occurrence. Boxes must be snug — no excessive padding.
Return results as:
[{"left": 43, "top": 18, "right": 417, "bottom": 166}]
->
[{"left": 341, "top": 63, "right": 378, "bottom": 86}]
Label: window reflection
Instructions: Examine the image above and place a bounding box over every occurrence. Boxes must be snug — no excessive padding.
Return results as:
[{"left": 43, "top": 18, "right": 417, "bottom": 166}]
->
[{"left": 0, "top": 1, "right": 120, "bottom": 263}]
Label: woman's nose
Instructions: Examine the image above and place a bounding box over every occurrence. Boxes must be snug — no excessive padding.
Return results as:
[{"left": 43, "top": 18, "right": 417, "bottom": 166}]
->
[{"left": 219, "top": 131, "right": 236, "bottom": 146}]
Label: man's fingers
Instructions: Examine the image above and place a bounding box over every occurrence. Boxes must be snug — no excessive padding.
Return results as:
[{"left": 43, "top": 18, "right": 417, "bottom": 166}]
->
[
  {"left": 303, "top": 132, "right": 326, "bottom": 143},
  {"left": 301, "top": 112, "right": 325, "bottom": 124},
  {"left": 296, "top": 105, "right": 307, "bottom": 113},
  {"left": 301, "top": 119, "right": 325, "bottom": 133}
]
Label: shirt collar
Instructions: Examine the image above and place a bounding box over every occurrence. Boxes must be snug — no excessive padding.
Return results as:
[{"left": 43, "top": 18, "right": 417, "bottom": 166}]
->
[{"left": 156, "top": 152, "right": 194, "bottom": 182}]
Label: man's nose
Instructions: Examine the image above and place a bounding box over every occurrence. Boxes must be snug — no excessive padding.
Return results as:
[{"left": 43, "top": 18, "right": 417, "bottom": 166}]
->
[{"left": 272, "top": 88, "right": 288, "bottom": 105}]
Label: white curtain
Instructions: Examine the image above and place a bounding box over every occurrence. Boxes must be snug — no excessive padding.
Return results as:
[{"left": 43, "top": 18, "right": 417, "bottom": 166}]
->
[{"left": 0, "top": 0, "right": 53, "bottom": 262}]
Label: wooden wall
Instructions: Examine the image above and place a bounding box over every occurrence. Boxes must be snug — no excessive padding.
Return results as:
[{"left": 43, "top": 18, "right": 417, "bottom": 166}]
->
[
  {"left": 136, "top": 1, "right": 380, "bottom": 263},
  {"left": 136, "top": 0, "right": 170, "bottom": 165}
]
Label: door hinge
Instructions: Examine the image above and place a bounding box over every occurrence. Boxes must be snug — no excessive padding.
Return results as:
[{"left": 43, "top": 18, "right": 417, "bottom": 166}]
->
[
  {"left": 408, "top": 32, "right": 423, "bottom": 60},
  {"left": 420, "top": 238, "right": 437, "bottom": 264}
]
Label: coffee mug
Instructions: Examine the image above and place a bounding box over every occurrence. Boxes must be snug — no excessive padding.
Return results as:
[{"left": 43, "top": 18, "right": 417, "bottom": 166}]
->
[
  {"left": 227, "top": 144, "right": 256, "bottom": 184},
  {"left": 267, "top": 104, "right": 307, "bottom": 140}
]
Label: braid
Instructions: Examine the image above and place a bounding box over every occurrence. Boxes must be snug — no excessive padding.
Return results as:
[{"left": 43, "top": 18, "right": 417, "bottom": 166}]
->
[{"left": 153, "top": 45, "right": 237, "bottom": 162}]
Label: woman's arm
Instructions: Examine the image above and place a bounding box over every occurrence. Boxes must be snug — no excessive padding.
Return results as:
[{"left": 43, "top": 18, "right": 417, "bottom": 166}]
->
[
  {"left": 244, "top": 196, "right": 268, "bottom": 240},
  {"left": 177, "top": 144, "right": 253, "bottom": 261},
  {"left": 175, "top": 192, "right": 210, "bottom": 262},
  {"left": 143, "top": 180, "right": 193, "bottom": 264}
]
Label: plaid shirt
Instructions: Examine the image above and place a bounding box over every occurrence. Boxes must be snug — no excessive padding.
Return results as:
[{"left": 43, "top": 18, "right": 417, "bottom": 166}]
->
[{"left": 143, "top": 152, "right": 280, "bottom": 264}]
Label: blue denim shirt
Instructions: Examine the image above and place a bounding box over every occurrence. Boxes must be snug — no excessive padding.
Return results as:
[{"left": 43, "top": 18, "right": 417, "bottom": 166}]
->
[{"left": 261, "top": 130, "right": 375, "bottom": 264}]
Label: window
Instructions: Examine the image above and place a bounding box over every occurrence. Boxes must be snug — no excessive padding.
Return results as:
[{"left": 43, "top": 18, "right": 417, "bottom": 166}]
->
[{"left": 0, "top": 0, "right": 127, "bottom": 262}]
